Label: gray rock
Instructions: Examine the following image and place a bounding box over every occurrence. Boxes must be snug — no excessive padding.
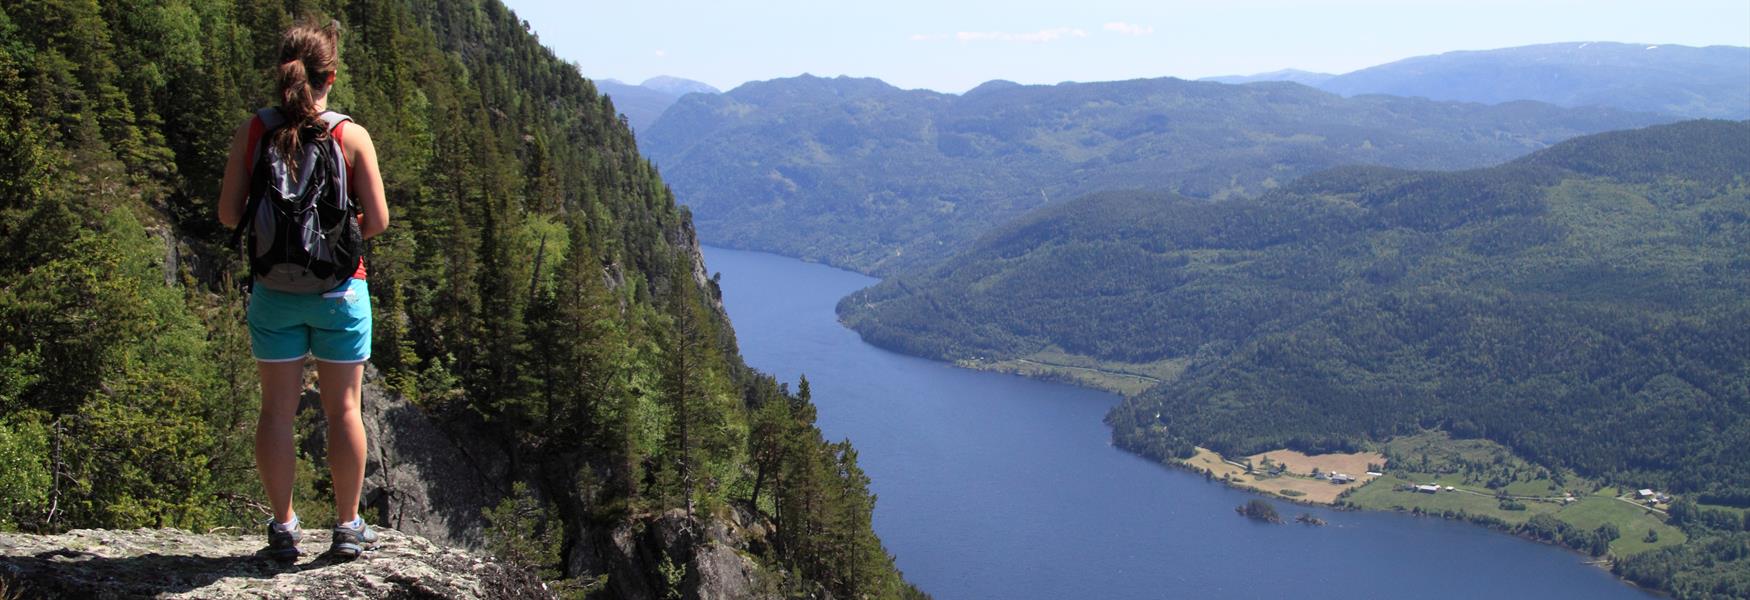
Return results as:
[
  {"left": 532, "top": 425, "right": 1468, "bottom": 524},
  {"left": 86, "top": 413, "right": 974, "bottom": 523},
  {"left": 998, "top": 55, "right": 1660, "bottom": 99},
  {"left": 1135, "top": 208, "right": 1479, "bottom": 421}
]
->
[
  {"left": 0, "top": 527, "right": 548, "bottom": 599},
  {"left": 686, "top": 542, "right": 771, "bottom": 600},
  {"left": 353, "top": 368, "right": 508, "bottom": 550}
]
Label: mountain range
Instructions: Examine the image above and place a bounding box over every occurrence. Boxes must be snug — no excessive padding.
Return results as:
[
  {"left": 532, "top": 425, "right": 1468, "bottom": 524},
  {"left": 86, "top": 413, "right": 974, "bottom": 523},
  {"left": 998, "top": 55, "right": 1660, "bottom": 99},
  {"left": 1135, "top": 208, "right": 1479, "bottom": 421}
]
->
[
  {"left": 643, "top": 74, "right": 1672, "bottom": 274},
  {"left": 1208, "top": 42, "right": 1750, "bottom": 119},
  {"left": 839, "top": 120, "right": 1750, "bottom": 499},
  {"left": 1201, "top": 68, "right": 1335, "bottom": 86},
  {"left": 595, "top": 76, "right": 720, "bottom": 132}
]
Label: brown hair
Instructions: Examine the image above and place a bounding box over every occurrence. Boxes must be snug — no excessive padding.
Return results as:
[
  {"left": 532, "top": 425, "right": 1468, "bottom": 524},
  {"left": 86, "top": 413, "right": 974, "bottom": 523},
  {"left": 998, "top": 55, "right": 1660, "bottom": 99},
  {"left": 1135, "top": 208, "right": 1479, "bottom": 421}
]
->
[{"left": 270, "top": 18, "right": 341, "bottom": 173}]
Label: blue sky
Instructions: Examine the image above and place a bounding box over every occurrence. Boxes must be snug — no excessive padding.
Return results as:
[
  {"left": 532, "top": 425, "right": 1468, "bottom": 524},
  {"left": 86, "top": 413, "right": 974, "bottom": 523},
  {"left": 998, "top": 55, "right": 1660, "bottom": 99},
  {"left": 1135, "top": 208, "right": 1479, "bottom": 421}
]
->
[{"left": 501, "top": 0, "right": 1750, "bottom": 93}]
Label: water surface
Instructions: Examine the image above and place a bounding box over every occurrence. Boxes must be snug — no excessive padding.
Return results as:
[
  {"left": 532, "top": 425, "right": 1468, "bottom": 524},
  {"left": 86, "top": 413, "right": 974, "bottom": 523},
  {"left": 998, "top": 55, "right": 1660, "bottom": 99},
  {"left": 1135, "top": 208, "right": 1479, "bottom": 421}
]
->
[{"left": 705, "top": 245, "right": 1651, "bottom": 600}]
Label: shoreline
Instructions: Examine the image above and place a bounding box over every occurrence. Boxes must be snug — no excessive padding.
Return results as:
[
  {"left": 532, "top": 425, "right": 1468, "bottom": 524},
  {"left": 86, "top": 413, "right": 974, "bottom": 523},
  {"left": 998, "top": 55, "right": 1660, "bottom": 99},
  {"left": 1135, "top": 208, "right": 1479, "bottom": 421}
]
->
[
  {"left": 935, "top": 351, "right": 1674, "bottom": 595},
  {"left": 1151, "top": 444, "right": 1664, "bottom": 591},
  {"left": 953, "top": 356, "right": 1172, "bottom": 397},
  {"left": 823, "top": 283, "right": 1680, "bottom": 597}
]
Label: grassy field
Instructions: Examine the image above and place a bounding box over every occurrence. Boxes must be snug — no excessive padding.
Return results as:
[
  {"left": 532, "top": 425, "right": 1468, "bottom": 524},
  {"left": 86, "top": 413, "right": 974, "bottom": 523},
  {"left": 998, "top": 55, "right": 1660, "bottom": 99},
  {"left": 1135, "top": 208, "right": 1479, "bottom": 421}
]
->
[
  {"left": 1347, "top": 477, "right": 1687, "bottom": 556},
  {"left": 1346, "top": 474, "right": 1565, "bottom": 523},
  {"left": 1381, "top": 431, "right": 1589, "bottom": 497},
  {"left": 1558, "top": 496, "right": 1687, "bottom": 556},
  {"left": 1503, "top": 478, "right": 1566, "bottom": 497},
  {"left": 1344, "top": 431, "right": 1690, "bottom": 558},
  {"left": 959, "top": 350, "right": 1185, "bottom": 396}
]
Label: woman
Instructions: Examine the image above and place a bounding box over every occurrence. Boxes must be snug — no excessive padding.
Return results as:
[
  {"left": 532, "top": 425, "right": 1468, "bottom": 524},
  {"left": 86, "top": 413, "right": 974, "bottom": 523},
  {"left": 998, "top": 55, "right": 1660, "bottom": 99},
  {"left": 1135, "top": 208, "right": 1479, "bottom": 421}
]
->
[{"left": 217, "top": 18, "right": 390, "bottom": 561}]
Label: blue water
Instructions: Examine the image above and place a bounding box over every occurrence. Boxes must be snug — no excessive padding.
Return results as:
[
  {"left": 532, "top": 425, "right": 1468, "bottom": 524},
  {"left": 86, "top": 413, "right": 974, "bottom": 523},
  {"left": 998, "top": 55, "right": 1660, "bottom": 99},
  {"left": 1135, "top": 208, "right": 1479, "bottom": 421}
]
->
[{"left": 703, "top": 245, "right": 1653, "bottom": 600}]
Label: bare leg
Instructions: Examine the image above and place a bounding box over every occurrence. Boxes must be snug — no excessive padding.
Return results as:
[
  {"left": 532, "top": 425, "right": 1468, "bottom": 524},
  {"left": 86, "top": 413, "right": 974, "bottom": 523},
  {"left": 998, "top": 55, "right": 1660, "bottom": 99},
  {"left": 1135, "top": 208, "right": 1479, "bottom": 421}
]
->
[
  {"left": 255, "top": 360, "right": 306, "bottom": 524},
  {"left": 317, "top": 360, "right": 367, "bottom": 524}
]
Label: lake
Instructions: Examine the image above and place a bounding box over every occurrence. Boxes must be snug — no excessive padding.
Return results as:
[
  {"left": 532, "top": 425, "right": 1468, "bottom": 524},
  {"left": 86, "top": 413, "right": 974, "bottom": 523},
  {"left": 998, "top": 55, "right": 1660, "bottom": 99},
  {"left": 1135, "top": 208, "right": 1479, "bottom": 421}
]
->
[{"left": 703, "top": 245, "right": 1653, "bottom": 600}]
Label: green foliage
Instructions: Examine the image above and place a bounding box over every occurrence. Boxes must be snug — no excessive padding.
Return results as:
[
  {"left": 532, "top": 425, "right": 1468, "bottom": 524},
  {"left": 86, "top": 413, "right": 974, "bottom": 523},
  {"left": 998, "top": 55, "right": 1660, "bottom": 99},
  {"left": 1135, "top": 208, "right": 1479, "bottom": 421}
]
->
[
  {"left": 756, "top": 376, "right": 917, "bottom": 599},
  {"left": 643, "top": 74, "right": 1672, "bottom": 275},
  {"left": 1614, "top": 532, "right": 1750, "bottom": 600},
  {"left": 484, "top": 482, "right": 562, "bottom": 580},
  {"left": 1236, "top": 499, "right": 1282, "bottom": 523},
  {"left": 0, "top": 414, "right": 50, "bottom": 531},
  {"left": 657, "top": 554, "right": 685, "bottom": 600}
]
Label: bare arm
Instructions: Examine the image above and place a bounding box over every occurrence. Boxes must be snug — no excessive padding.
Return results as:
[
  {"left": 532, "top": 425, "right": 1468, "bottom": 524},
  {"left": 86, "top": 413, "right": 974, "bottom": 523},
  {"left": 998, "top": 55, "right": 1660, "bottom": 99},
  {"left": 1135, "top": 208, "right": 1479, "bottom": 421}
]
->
[
  {"left": 216, "top": 117, "right": 254, "bottom": 229},
  {"left": 342, "top": 122, "right": 389, "bottom": 239}
]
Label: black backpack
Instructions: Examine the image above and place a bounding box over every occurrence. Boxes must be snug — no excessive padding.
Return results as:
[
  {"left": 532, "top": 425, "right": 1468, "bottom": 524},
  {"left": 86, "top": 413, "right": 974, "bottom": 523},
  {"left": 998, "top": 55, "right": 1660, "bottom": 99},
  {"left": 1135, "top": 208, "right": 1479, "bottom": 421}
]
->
[{"left": 231, "top": 108, "right": 362, "bottom": 294}]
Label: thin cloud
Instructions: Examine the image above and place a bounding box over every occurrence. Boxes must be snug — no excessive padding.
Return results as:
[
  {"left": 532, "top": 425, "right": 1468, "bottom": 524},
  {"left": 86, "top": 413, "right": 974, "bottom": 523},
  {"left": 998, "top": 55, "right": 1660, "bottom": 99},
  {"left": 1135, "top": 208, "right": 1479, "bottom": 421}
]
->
[
  {"left": 1104, "top": 22, "right": 1155, "bottom": 36},
  {"left": 909, "top": 28, "right": 1089, "bottom": 44},
  {"left": 654, "top": 49, "right": 667, "bottom": 58}
]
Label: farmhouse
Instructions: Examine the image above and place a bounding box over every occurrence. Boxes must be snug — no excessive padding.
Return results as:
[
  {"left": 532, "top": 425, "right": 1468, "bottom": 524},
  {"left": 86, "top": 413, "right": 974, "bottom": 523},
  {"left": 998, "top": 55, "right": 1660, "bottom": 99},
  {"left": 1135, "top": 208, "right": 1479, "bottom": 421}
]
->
[{"left": 1415, "top": 484, "right": 1440, "bottom": 494}]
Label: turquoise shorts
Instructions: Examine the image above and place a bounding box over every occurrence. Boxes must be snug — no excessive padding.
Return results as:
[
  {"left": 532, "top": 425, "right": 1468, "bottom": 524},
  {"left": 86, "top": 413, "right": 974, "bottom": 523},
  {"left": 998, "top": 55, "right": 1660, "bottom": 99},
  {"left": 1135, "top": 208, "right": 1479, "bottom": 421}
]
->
[{"left": 248, "top": 278, "right": 372, "bottom": 363}]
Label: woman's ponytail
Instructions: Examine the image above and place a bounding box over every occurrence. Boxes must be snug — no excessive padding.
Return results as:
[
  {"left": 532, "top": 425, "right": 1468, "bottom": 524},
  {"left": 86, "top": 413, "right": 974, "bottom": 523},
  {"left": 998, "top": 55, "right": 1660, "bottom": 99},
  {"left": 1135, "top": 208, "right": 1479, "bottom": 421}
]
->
[{"left": 269, "top": 18, "right": 341, "bottom": 174}]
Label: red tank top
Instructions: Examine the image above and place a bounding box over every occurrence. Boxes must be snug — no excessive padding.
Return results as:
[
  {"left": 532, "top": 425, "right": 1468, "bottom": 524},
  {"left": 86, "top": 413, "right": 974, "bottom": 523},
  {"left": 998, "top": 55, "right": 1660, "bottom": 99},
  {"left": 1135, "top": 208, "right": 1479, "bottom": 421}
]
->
[{"left": 246, "top": 115, "right": 369, "bottom": 280}]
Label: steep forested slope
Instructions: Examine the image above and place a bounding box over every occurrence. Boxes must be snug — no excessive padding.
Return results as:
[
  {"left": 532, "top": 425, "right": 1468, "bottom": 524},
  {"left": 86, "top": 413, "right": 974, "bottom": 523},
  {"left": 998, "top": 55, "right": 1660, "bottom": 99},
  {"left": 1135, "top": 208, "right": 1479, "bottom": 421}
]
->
[
  {"left": 0, "top": 1, "right": 918, "bottom": 597},
  {"left": 642, "top": 74, "right": 1671, "bottom": 274},
  {"left": 842, "top": 120, "right": 1750, "bottom": 498}
]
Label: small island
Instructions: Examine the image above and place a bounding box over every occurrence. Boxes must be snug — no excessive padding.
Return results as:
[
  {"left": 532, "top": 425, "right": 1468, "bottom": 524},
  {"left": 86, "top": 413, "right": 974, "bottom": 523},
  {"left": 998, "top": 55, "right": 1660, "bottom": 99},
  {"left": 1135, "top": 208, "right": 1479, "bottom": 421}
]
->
[
  {"left": 1236, "top": 499, "right": 1284, "bottom": 524},
  {"left": 1296, "top": 513, "right": 1327, "bottom": 527}
]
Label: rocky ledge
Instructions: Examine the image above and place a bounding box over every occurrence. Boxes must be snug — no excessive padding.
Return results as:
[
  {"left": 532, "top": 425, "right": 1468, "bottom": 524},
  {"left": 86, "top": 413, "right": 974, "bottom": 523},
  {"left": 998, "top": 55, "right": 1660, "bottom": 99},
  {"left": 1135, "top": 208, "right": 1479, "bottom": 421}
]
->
[{"left": 0, "top": 527, "right": 548, "bottom": 599}]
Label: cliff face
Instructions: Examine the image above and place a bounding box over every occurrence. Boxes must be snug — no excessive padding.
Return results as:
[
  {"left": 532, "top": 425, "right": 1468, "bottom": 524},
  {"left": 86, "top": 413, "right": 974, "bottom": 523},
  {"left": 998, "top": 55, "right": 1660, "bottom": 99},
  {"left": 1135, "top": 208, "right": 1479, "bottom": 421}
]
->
[
  {"left": 303, "top": 367, "right": 783, "bottom": 600},
  {"left": 0, "top": 528, "right": 546, "bottom": 599}
]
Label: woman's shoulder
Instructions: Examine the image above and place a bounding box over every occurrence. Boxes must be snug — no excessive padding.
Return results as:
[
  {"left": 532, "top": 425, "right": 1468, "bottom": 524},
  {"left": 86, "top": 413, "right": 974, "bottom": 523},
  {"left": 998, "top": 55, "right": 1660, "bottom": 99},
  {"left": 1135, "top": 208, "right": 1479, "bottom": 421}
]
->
[
  {"left": 333, "top": 117, "right": 370, "bottom": 140},
  {"left": 230, "top": 113, "right": 263, "bottom": 149},
  {"left": 335, "top": 119, "right": 374, "bottom": 147},
  {"left": 332, "top": 119, "right": 374, "bottom": 167}
]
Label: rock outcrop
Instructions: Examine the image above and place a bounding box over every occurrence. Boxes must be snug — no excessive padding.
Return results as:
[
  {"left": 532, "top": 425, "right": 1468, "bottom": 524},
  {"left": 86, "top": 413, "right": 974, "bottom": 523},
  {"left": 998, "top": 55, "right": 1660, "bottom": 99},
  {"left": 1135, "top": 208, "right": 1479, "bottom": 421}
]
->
[
  {"left": 349, "top": 369, "right": 508, "bottom": 551},
  {"left": 0, "top": 527, "right": 548, "bottom": 599},
  {"left": 315, "top": 368, "right": 782, "bottom": 600}
]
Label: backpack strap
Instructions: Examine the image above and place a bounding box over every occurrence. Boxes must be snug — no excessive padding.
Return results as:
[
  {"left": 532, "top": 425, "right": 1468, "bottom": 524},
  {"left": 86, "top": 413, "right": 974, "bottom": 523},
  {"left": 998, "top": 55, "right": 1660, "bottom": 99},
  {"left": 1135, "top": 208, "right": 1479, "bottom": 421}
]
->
[
  {"left": 248, "top": 107, "right": 285, "bottom": 169},
  {"left": 319, "top": 111, "right": 354, "bottom": 214},
  {"left": 231, "top": 108, "right": 283, "bottom": 253},
  {"left": 317, "top": 111, "right": 351, "bottom": 132}
]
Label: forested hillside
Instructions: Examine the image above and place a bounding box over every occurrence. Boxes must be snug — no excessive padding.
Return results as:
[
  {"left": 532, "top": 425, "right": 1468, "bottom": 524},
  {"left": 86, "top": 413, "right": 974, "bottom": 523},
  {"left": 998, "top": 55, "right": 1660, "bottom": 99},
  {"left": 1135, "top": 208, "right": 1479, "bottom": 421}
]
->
[
  {"left": 642, "top": 74, "right": 1671, "bottom": 274},
  {"left": 842, "top": 120, "right": 1749, "bottom": 497},
  {"left": 0, "top": 1, "right": 919, "bottom": 597},
  {"left": 840, "top": 120, "right": 1750, "bottom": 596}
]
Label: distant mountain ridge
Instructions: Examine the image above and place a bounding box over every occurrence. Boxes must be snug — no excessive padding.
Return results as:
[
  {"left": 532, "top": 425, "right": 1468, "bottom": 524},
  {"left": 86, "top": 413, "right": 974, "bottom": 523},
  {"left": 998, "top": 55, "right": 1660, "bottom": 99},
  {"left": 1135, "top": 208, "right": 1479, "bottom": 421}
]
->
[
  {"left": 1201, "top": 68, "right": 1334, "bottom": 86},
  {"left": 595, "top": 76, "right": 720, "bottom": 132},
  {"left": 1212, "top": 42, "right": 1750, "bottom": 119},
  {"left": 642, "top": 75, "right": 721, "bottom": 97},
  {"left": 643, "top": 73, "right": 1671, "bottom": 274}
]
